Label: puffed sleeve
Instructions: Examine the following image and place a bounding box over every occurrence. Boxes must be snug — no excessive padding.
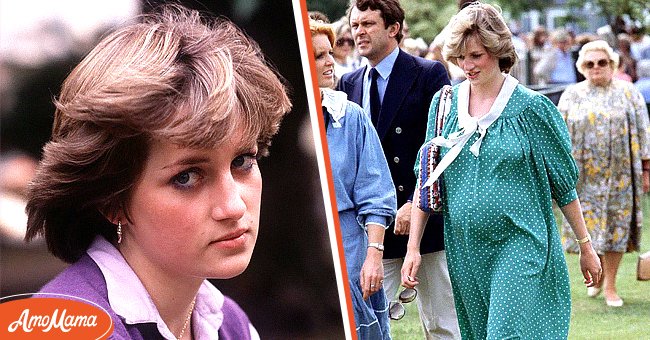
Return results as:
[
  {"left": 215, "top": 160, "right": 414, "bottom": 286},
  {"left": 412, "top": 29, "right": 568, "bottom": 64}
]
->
[
  {"left": 524, "top": 91, "right": 579, "bottom": 207},
  {"left": 348, "top": 103, "right": 397, "bottom": 228}
]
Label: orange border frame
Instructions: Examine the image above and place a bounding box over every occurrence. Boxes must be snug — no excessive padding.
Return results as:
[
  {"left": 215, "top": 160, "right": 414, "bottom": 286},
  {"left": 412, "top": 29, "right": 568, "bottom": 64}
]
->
[{"left": 297, "top": 1, "right": 357, "bottom": 339}]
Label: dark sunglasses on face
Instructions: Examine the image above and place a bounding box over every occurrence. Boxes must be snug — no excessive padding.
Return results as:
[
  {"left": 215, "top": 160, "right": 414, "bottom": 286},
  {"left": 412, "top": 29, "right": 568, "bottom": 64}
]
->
[
  {"left": 336, "top": 37, "right": 354, "bottom": 47},
  {"left": 584, "top": 59, "right": 610, "bottom": 69}
]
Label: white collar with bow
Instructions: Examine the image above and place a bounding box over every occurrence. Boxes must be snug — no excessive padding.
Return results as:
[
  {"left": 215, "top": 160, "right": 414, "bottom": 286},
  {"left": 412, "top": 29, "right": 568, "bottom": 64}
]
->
[
  {"left": 321, "top": 88, "right": 348, "bottom": 127},
  {"left": 423, "top": 74, "right": 518, "bottom": 188}
]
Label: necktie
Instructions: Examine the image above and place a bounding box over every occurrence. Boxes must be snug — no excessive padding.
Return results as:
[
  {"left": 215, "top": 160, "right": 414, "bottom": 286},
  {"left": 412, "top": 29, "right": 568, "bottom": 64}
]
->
[{"left": 369, "top": 68, "right": 380, "bottom": 126}]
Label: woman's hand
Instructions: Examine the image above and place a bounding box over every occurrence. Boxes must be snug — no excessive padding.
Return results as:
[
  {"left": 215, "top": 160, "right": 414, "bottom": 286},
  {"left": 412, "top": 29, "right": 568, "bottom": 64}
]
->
[
  {"left": 360, "top": 248, "right": 384, "bottom": 300},
  {"left": 400, "top": 249, "right": 421, "bottom": 289},
  {"left": 560, "top": 199, "right": 602, "bottom": 286},
  {"left": 394, "top": 202, "right": 412, "bottom": 235},
  {"left": 579, "top": 243, "right": 602, "bottom": 287}
]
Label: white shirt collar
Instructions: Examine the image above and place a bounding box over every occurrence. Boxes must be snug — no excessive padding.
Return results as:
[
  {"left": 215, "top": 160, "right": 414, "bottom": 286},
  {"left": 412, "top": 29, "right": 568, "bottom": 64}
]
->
[
  {"left": 423, "top": 74, "right": 518, "bottom": 188},
  {"left": 87, "top": 237, "right": 225, "bottom": 339},
  {"left": 365, "top": 46, "right": 400, "bottom": 81},
  {"left": 456, "top": 74, "right": 519, "bottom": 135},
  {"left": 321, "top": 88, "right": 348, "bottom": 123}
]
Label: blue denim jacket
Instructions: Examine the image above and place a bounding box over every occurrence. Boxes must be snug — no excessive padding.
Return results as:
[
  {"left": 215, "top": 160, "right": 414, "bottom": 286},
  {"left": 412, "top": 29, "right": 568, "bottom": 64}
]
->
[
  {"left": 324, "top": 93, "right": 397, "bottom": 229},
  {"left": 323, "top": 91, "right": 396, "bottom": 339}
]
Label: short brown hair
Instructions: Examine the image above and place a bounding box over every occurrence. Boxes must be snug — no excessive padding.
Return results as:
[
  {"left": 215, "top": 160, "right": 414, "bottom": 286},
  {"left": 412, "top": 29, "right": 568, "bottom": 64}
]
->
[
  {"left": 443, "top": 2, "right": 518, "bottom": 73},
  {"left": 25, "top": 4, "right": 291, "bottom": 263},
  {"left": 349, "top": 0, "right": 405, "bottom": 43}
]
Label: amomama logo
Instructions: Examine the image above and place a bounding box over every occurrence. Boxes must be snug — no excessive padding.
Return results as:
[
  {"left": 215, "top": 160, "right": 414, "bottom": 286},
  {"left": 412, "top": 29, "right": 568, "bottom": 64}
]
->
[{"left": 0, "top": 293, "right": 113, "bottom": 339}]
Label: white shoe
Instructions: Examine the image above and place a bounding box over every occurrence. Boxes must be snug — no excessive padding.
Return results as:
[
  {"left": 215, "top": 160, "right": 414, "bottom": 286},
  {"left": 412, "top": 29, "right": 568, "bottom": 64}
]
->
[
  {"left": 587, "top": 287, "right": 601, "bottom": 298},
  {"left": 606, "top": 298, "right": 624, "bottom": 307}
]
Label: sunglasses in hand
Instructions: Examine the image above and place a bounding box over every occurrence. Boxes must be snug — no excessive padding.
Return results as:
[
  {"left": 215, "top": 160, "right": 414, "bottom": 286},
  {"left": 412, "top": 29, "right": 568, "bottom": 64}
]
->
[{"left": 388, "top": 288, "right": 417, "bottom": 320}]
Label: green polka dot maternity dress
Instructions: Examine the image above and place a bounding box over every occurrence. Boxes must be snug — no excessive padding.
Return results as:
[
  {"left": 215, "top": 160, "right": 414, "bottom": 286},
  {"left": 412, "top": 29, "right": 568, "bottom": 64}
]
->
[{"left": 418, "top": 76, "right": 578, "bottom": 339}]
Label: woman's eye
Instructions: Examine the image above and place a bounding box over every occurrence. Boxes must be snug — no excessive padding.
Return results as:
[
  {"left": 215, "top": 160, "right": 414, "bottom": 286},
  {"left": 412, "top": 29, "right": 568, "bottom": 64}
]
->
[
  {"left": 317, "top": 51, "right": 331, "bottom": 60},
  {"left": 172, "top": 169, "right": 202, "bottom": 188},
  {"left": 232, "top": 154, "right": 257, "bottom": 171}
]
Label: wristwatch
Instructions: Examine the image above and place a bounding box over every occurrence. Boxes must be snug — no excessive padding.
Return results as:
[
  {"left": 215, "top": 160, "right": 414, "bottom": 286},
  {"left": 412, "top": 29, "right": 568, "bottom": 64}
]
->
[{"left": 368, "top": 242, "right": 384, "bottom": 251}]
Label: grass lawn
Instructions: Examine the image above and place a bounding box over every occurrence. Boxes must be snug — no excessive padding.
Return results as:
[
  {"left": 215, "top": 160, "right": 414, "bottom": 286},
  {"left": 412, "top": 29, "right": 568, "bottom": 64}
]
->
[{"left": 390, "top": 197, "right": 650, "bottom": 339}]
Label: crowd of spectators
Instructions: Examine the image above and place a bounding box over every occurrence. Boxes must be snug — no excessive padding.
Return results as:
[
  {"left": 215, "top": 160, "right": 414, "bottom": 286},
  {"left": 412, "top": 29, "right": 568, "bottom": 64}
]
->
[{"left": 325, "top": 14, "right": 650, "bottom": 110}]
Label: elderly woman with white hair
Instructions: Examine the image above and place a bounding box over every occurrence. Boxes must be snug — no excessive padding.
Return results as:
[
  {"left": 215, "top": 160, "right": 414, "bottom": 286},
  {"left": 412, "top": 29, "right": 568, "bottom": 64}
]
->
[{"left": 559, "top": 40, "right": 650, "bottom": 307}]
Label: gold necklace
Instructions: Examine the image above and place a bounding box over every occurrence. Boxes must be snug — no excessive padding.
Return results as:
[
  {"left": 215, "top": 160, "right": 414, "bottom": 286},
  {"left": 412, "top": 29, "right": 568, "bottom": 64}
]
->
[{"left": 177, "top": 296, "right": 196, "bottom": 340}]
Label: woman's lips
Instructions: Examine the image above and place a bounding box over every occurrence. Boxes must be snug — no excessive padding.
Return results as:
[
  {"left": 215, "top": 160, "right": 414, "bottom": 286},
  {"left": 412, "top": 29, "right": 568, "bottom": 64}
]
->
[
  {"left": 466, "top": 70, "right": 479, "bottom": 79},
  {"left": 210, "top": 229, "right": 249, "bottom": 249}
]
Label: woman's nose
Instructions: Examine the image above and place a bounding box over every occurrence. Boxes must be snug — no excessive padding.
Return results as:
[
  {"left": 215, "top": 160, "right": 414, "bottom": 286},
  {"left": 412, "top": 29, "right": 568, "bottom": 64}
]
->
[
  {"left": 326, "top": 54, "right": 334, "bottom": 65},
  {"left": 211, "top": 175, "right": 247, "bottom": 221}
]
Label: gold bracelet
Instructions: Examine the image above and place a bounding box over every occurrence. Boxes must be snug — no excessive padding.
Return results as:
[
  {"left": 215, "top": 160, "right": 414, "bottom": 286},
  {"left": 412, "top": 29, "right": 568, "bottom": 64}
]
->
[{"left": 575, "top": 235, "right": 591, "bottom": 244}]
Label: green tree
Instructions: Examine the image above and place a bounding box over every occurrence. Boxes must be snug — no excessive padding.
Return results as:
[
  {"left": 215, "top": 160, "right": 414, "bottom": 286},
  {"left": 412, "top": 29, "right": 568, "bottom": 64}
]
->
[
  {"left": 496, "top": 0, "right": 550, "bottom": 18},
  {"left": 400, "top": 0, "right": 556, "bottom": 44},
  {"left": 566, "top": 0, "right": 649, "bottom": 26},
  {"left": 306, "top": 0, "right": 348, "bottom": 22},
  {"left": 400, "top": 0, "right": 456, "bottom": 43}
]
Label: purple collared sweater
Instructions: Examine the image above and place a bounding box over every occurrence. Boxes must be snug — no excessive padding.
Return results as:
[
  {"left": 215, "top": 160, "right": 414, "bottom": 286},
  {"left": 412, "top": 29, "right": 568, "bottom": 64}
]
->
[{"left": 39, "top": 255, "right": 252, "bottom": 340}]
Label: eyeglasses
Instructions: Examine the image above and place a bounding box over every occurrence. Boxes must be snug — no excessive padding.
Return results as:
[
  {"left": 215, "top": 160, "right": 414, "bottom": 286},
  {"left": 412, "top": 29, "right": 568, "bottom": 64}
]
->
[
  {"left": 335, "top": 37, "right": 354, "bottom": 47},
  {"left": 584, "top": 59, "right": 610, "bottom": 69},
  {"left": 388, "top": 288, "right": 417, "bottom": 320}
]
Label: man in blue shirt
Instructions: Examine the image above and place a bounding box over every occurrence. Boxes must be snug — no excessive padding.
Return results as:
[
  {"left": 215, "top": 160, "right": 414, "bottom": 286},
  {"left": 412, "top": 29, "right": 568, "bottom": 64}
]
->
[{"left": 534, "top": 29, "right": 577, "bottom": 85}]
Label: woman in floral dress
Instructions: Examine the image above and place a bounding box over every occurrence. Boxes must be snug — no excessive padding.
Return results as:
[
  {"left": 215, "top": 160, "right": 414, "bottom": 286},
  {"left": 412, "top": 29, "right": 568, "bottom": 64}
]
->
[{"left": 559, "top": 40, "right": 650, "bottom": 307}]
